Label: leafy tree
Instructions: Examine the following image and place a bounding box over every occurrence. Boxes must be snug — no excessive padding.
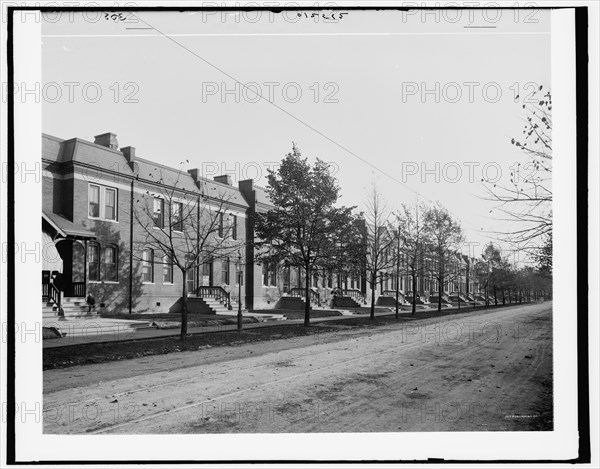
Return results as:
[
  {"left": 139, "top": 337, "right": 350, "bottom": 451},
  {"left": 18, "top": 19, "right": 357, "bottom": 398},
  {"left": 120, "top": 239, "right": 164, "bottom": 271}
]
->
[
  {"left": 133, "top": 166, "right": 241, "bottom": 340},
  {"left": 396, "top": 202, "right": 430, "bottom": 314},
  {"left": 480, "top": 243, "right": 503, "bottom": 306},
  {"left": 534, "top": 233, "right": 552, "bottom": 277},
  {"left": 254, "top": 143, "right": 359, "bottom": 326},
  {"left": 423, "top": 203, "right": 464, "bottom": 312}
]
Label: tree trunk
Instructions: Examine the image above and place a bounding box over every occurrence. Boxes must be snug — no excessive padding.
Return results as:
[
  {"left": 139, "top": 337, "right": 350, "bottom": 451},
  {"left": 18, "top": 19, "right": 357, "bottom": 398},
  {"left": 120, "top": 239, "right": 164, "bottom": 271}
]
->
[
  {"left": 180, "top": 269, "right": 188, "bottom": 340},
  {"left": 501, "top": 287, "right": 505, "bottom": 305},
  {"left": 304, "top": 263, "right": 311, "bottom": 326},
  {"left": 370, "top": 272, "right": 376, "bottom": 319},
  {"left": 412, "top": 273, "right": 417, "bottom": 315},
  {"left": 437, "top": 277, "right": 442, "bottom": 313},
  {"left": 493, "top": 286, "right": 498, "bottom": 306}
]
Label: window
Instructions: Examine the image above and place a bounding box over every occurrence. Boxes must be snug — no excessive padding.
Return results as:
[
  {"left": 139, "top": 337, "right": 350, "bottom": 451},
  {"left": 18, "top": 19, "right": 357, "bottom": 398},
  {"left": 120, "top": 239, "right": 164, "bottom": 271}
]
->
[
  {"left": 172, "top": 202, "right": 183, "bottom": 231},
  {"left": 104, "top": 245, "right": 118, "bottom": 281},
  {"left": 88, "top": 243, "right": 100, "bottom": 281},
  {"left": 153, "top": 198, "right": 164, "bottom": 228},
  {"left": 221, "top": 258, "right": 230, "bottom": 285},
  {"left": 142, "top": 249, "right": 154, "bottom": 283},
  {"left": 88, "top": 183, "right": 118, "bottom": 221},
  {"left": 163, "top": 255, "right": 173, "bottom": 283},
  {"left": 327, "top": 271, "right": 333, "bottom": 288},
  {"left": 237, "top": 263, "right": 244, "bottom": 286},
  {"left": 269, "top": 264, "right": 277, "bottom": 286},
  {"left": 218, "top": 212, "right": 224, "bottom": 238},
  {"left": 231, "top": 215, "right": 237, "bottom": 240},
  {"left": 105, "top": 188, "right": 117, "bottom": 221},
  {"left": 88, "top": 185, "right": 100, "bottom": 217},
  {"left": 202, "top": 261, "right": 211, "bottom": 277},
  {"left": 262, "top": 263, "right": 277, "bottom": 287}
]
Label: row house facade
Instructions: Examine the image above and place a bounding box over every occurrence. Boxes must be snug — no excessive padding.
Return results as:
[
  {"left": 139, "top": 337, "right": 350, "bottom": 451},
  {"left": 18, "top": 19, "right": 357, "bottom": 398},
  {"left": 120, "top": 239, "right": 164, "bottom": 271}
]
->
[
  {"left": 41, "top": 132, "right": 302, "bottom": 314},
  {"left": 41, "top": 131, "right": 487, "bottom": 315}
]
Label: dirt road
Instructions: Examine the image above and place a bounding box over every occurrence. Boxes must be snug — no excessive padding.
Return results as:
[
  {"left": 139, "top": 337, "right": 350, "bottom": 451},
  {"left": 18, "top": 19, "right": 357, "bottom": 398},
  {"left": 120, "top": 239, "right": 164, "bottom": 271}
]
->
[{"left": 43, "top": 302, "right": 552, "bottom": 433}]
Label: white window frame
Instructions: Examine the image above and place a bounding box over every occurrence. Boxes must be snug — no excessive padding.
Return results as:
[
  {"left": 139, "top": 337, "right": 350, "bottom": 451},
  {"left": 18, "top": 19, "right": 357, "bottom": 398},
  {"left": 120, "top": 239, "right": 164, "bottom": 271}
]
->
[
  {"left": 153, "top": 197, "right": 165, "bottom": 229},
  {"left": 88, "top": 183, "right": 118, "bottom": 222},
  {"left": 142, "top": 249, "right": 154, "bottom": 284},
  {"left": 104, "top": 245, "right": 118, "bottom": 282},
  {"left": 171, "top": 201, "right": 183, "bottom": 232},
  {"left": 163, "top": 254, "right": 174, "bottom": 284}
]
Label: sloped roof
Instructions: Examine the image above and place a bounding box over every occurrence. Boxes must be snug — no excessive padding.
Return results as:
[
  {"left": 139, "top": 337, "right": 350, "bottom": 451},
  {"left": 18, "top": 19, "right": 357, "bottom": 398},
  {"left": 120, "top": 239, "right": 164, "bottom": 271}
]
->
[
  {"left": 43, "top": 211, "right": 96, "bottom": 239},
  {"left": 42, "top": 133, "right": 251, "bottom": 209},
  {"left": 134, "top": 158, "right": 249, "bottom": 209}
]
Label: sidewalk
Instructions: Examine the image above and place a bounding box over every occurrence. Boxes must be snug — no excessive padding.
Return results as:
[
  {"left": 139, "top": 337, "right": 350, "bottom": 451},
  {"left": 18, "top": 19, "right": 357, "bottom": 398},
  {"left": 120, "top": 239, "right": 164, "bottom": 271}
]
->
[
  {"left": 43, "top": 302, "right": 512, "bottom": 349},
  {"left": 42, "top": 307, "right": 417, "bottom": 349}
]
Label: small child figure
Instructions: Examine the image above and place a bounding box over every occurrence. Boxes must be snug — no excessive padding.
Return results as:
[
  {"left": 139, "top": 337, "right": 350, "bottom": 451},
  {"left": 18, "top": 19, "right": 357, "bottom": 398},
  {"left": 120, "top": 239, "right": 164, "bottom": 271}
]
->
[{"left": 86, "top": 293, "right": 96, "bottom": 312}]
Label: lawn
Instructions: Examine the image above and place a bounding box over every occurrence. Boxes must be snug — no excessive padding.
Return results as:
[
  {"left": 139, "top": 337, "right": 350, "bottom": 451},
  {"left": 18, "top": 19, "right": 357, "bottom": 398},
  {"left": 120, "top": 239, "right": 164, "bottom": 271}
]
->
[
  {"left": 252, "top": 309, "right": 344, "bottom": 320},
  {"left": 101, "top": 311, "right": 259, "bottom": 328}
]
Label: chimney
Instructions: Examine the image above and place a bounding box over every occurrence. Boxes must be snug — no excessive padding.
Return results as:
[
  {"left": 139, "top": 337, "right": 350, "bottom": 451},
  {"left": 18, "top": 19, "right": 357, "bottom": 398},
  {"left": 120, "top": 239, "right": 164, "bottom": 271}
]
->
[
  {"left": 94, "top": 132, "right": 119, "bottom": 150},
  {"left": 188, "top": 168, "right": 200, "bottom": 182},
  {"left": 121, "top": 146, "right": 135, "bottom": 164},
  {"left": 214, "top": 175, "right": 232, "bottom": 186}
]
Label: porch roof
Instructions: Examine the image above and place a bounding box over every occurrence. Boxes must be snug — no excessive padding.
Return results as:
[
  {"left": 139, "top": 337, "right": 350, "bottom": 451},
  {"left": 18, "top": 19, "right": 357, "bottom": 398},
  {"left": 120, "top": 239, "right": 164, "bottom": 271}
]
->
[{"left": 42, "top": 211, "right": 97, "bottom": 239}]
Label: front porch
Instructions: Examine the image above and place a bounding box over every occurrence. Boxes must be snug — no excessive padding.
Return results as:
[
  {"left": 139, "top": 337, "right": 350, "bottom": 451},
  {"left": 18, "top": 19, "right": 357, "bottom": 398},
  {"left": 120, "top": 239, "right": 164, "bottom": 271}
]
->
[{"left": 42, "top": 212, "right": 97, "bottom": 318}]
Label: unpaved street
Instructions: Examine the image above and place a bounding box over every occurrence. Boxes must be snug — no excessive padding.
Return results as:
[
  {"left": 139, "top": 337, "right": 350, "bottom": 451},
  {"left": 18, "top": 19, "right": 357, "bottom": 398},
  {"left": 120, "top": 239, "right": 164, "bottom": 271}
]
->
[{"left": 43, "top": 302, "right": 552, "bottom": 433}]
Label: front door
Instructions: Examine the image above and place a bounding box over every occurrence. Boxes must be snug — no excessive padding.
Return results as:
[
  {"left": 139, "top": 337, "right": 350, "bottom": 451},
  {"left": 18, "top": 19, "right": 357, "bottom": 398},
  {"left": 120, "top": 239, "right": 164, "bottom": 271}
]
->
[
  {"left": 187, "top": 266, "right": 197, "bottom": 296},
  {"left": 202, "top": 260, "right": 213, "bottom": 286}
]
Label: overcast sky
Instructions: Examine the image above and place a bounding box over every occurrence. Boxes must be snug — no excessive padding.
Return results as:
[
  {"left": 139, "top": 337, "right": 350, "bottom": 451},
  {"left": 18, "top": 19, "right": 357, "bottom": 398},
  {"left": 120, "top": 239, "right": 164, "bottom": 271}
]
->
[{"left": 41, "top": 8, "right": 551, "bottom": 261}]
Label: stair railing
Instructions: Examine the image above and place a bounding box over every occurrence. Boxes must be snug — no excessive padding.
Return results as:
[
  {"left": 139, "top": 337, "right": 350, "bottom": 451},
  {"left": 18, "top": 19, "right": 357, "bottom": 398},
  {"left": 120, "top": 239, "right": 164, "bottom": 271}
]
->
[
  {"left": 290, "top": 287, "right": 320, "bottom": 304},
  {"left": 343, "top": 289, "right": 366, "bottom": 304},
  {"left": 195, "top": 286, "right": 231, "bottom": 309},
  {"left": 48, "top": 282, "right": 63, "bottom": 316}
]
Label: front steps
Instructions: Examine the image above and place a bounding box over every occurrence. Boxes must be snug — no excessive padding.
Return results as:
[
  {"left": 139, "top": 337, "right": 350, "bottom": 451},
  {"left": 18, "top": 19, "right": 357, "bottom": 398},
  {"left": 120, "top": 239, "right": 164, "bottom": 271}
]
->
[
  {"left": 274, "top": 296, "right": 308, "bottom": 310},
  {"left": 188, "top": 296, "right": 231, "bottom": 315},
  {"left": 42, "top": 296, "right": 100, "bottom": 319},
  {"left": 332, "top": 296, "right": 361, "bottom": 308}
]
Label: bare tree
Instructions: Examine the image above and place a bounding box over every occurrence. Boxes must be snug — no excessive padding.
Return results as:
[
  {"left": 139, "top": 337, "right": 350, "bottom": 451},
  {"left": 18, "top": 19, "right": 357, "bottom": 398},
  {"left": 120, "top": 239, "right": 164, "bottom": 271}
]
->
[
  {"left": 483, "top": 86, "right": 552, "bottom": 248},
  {"left": 132, "top": 166, "right": 242, "bottom": 340},
  {"left": 423, "top": 203, "right": 465, "bottom": 312},
  {"left": 363, "top": 185, "right": 398, "bottom": 319},
  {"left": 396, "top": 201, "right": 430, "bottom": 314}
]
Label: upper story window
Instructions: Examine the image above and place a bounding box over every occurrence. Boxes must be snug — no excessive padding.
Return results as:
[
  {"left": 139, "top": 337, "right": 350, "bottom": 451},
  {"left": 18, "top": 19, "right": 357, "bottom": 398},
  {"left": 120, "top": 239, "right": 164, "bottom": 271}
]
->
[
  {"left": 231, "top": 215, "right": 237, "bottom": 240},
  {"left": 172, "top": 202, "right": 183, "bottom": 232},
  {"left": 88, "top": 183, "right": 117, "bottom": 221},
  {"left": 153, "top": 198, "right": 164, "bottom": 228},
  {"left": 221, "top": 257, "right": 230, "bottom": 285},
  {"left": 217, "top": 212, "right": 224, "bottom": 238},
  {"left": 88, "top": 185, "right": 100, "bottom": 217}
]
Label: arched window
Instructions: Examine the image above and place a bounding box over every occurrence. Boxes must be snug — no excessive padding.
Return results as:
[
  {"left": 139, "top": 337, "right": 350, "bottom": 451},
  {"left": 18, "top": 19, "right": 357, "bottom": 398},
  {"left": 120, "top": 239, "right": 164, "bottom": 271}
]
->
[{"left": 88, "top": 242, "right": 100, "bottom": 281}]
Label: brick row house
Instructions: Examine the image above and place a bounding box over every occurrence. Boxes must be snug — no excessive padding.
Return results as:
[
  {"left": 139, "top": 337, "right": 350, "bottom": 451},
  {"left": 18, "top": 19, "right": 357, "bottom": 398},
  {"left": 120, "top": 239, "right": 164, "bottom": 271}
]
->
[{"left": 41, "top": 131, "right": 486, "bottom": 316}]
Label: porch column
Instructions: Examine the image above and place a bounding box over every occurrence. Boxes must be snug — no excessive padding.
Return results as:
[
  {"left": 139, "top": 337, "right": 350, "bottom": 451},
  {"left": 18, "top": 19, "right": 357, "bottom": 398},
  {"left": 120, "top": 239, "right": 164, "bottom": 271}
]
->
[{"left": 83, "top": 239, "right": 87, "bottom": 297}]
